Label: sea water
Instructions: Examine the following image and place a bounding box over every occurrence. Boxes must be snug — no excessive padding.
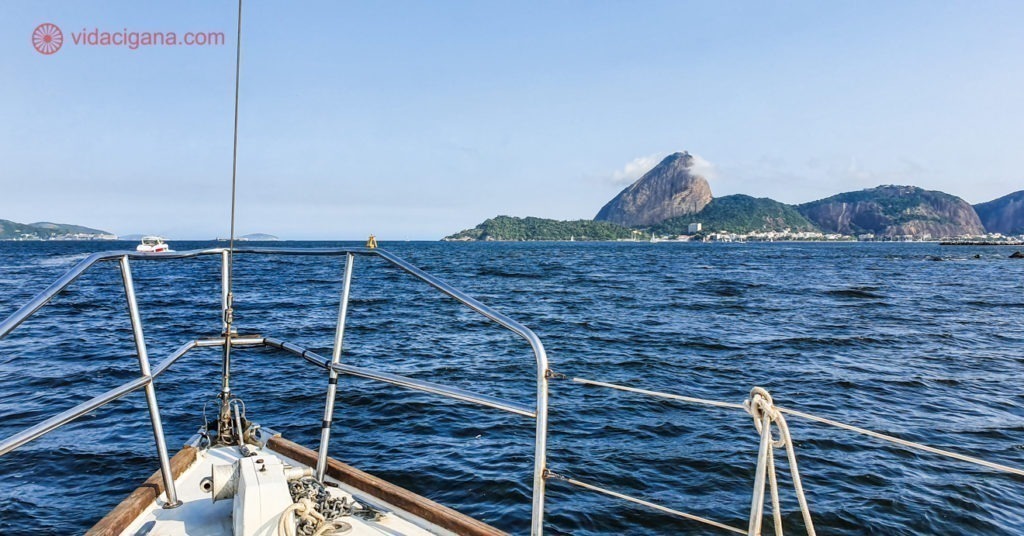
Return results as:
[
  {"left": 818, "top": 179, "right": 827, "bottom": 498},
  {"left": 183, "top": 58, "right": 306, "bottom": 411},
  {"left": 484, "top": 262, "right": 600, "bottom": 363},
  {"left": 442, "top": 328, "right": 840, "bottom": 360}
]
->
[{"left": 0, "top": 240, "right": 1021, "bottom": 534}]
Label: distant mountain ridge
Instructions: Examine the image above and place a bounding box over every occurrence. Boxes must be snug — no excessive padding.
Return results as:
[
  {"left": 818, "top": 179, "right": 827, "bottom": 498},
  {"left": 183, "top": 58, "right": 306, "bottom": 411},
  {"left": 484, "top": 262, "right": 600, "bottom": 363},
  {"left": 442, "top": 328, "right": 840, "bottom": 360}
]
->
[
  {"left": 797, "top": 185, "right": 984, "bottom": 238},
  {"left": 0, "top": 219, "right": 115, "bottom": 240},
  {"left": 974, "top": 191, "right": 1024, "bottom": 235},
  {"left": 446, "top": 149, "right": 1018, "bottom": 241},
  {"left": 595, "top": 152, "right": 712, "bottom": 227}
]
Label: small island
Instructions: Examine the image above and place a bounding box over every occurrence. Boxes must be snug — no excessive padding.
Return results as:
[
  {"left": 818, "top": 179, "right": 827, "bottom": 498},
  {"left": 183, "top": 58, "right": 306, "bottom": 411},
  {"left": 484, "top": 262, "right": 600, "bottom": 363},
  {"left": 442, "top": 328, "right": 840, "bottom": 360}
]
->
[{"left": 240, "top": 233, "right": 280, "bottom": 241}]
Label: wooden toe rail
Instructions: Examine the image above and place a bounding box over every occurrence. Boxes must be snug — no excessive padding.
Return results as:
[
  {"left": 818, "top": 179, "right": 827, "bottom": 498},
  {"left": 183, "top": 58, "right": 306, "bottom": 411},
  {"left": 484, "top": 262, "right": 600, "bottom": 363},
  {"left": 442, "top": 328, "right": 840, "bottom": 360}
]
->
[
  {"left": 268, "top": 436, "right": 507, "bottom": 536},
  {"left": 86, "top": 445, "right": 199, "bottom": 536}
]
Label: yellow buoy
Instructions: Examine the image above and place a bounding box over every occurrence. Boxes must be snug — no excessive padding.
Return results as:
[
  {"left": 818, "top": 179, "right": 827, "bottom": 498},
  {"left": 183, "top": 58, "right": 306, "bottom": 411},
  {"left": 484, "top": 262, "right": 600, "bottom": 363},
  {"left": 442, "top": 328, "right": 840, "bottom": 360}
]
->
[{"left": 366, "top": 234, "right": 378, "bottom": 248}]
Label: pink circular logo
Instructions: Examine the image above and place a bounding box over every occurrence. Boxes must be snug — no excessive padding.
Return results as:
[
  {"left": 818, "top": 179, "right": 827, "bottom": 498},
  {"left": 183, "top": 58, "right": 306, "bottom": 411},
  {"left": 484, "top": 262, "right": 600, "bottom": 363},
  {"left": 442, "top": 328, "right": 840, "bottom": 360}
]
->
[{"left": 32, "top": 23, "right": 63, "bottom": 55}]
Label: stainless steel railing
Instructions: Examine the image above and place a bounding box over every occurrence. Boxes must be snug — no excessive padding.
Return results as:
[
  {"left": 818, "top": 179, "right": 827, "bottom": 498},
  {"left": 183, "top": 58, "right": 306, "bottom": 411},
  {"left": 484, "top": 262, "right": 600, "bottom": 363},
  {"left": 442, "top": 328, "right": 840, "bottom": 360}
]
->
[{"left": 0, "top": 247, "right": 551, "bottom": 534}]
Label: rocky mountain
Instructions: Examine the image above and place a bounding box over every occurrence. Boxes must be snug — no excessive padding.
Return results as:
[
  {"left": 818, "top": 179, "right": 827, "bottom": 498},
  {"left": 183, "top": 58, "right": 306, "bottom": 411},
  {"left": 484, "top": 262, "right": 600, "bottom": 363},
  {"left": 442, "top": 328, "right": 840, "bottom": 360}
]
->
[
  {"left": 797, "top": 185, "right": 984, "bottom": 238},
  {"left": 974, "top": 191, "right": 1024, "bottom": 235},
  {"left": 595, "top": 152, "right": 712, "bottom": 227},
  {"left": 652, "top": 195, "right": 818, "bottom": 235},
  {"left": 443, "top": 216, "right": 637, "bottom": 241},
  {"left": 0, "top": 219, "right": 116, "bottom": 240}
]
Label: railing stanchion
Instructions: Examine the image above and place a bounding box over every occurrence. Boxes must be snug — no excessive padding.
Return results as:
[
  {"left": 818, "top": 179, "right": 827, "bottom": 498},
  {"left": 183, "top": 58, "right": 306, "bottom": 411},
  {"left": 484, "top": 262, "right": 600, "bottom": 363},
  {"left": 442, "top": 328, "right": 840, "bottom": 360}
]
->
[
  {"left": 119, "top": 256, "right": 182, "bottom": 508},
  {"left": 1, "top": 246, "right": 553, "bottom": 527},
  {"left": 531, "top": 346, "right": 550, "bottom": 536},
  {"left": 316, "top": 252, "right": 354, "bottom": 481}
]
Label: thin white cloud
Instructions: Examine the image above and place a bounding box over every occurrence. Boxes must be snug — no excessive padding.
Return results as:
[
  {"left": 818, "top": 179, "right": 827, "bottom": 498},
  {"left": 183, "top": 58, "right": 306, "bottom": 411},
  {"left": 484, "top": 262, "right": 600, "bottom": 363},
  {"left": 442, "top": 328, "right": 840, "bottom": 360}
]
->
[
  {"left": 610, "top": 154, "right": 661, "bottom": 186},
  {"left": 689, "top": 153, "right": 717, "bottom": 182},
  {"left": 609, "top": 152, "right": 717, "bottom": 187}
]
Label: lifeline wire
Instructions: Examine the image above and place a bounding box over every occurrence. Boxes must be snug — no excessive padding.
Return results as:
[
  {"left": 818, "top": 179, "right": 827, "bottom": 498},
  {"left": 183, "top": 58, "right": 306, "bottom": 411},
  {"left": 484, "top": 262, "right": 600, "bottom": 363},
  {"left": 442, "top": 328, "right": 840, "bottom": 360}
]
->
[
  {"left": 560, "top": 377, "right": 1024, "bottom": 536},
  {"left": 570, "top": 376, "right": 1024, "bottom": 477},
  {"left": 546, "top": 471, "right": 746, "bottom": 534},
  {"left": 776, "top": 405, "right": 1024, "bottom": 478}
]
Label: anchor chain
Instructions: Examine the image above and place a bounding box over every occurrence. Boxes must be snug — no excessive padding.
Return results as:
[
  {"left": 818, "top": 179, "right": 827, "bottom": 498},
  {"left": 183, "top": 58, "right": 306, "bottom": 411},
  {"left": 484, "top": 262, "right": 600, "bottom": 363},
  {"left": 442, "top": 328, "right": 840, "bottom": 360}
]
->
[{"left": 280, "top": 476, "right": 384, "bottom": 536}]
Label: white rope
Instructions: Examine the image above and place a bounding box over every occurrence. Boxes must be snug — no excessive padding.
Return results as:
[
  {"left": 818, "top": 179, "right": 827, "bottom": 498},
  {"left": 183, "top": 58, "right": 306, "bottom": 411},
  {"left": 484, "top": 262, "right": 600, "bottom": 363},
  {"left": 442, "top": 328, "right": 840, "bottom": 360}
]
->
[
  {"left": 745, "top": 387, "right": 816, "bottom": 536},
  {"left": 278, "top": 498, "right": 322, "bottom": 536},
  {"left": 312, "top": 520, "right": 352, "bottom": 536}
]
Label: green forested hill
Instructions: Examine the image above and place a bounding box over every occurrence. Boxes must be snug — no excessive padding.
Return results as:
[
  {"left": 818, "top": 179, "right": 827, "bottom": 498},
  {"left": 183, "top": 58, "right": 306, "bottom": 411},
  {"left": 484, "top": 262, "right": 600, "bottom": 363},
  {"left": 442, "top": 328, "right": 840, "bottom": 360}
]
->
[
  {"left": 651, "top": 195, "right": 818, "bottom": 235},
  {"left": 447, "top": 197, "right": 814, "bottom": 241},
  {"left": 444, "top": 216, "right": 640, "bottom": 241}
]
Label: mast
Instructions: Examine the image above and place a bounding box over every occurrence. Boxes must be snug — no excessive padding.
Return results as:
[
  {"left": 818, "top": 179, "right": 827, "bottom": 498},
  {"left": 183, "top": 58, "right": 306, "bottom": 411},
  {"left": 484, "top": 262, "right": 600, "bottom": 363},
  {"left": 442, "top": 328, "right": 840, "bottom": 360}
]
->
[{"left": 217, "top": 0, "right": 244, "bottom": 444}]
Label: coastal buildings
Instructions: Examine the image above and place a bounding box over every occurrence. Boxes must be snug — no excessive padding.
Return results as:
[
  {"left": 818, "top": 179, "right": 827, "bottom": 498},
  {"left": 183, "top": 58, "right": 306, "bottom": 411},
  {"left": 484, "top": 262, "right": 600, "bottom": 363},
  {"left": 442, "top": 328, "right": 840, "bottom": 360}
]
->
[{"left": 0, "top": 232, "right": 117, "bottom": 241}]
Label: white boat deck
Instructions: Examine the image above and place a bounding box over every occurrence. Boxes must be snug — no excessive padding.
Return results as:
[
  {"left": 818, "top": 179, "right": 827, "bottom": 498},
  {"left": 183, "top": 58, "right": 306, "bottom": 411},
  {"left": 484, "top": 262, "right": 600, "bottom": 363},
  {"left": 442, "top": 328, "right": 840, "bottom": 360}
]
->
[{"left": 119, "top": 442, "right": 455, "bottom": 536}]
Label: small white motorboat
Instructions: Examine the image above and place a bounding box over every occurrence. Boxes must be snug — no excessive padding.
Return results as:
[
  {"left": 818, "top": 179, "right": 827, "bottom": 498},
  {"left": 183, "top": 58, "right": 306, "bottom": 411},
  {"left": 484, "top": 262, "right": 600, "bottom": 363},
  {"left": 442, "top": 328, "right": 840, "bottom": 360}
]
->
[{"left": 137, "top": 236, "right": 171, "bottom": 253}]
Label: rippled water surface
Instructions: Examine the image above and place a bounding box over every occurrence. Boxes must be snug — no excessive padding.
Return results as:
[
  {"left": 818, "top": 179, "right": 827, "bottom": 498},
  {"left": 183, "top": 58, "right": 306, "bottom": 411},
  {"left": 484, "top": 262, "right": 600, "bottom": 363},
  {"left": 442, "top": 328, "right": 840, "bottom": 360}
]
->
[{"left": 1, "top": 240, "right": 1022, "bottom": 534}]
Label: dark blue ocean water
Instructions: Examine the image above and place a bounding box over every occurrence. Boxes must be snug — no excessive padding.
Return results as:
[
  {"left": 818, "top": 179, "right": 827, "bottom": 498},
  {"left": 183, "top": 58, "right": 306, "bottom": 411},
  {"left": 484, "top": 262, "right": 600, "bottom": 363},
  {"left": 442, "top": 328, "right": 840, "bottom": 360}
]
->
[{"left": 0, "top": 240, "right": 1022, "bottom": 535}]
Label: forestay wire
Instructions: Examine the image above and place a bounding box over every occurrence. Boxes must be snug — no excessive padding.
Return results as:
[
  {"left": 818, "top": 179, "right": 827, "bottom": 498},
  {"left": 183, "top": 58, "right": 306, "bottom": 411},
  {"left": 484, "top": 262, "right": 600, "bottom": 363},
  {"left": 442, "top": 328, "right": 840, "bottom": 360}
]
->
[
  {"left": 215, "top": 0, "right": 244, "bottom": 444},
  {"left": 227, "top": 0, "right": 243, "bottom": 300}
]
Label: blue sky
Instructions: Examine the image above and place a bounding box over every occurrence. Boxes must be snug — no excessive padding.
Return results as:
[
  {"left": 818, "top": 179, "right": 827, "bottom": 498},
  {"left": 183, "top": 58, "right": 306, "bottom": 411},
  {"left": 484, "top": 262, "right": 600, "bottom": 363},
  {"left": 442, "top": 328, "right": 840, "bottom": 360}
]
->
[{"left": 2, "top": 1, "right": 1022, "bottom": 239}]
